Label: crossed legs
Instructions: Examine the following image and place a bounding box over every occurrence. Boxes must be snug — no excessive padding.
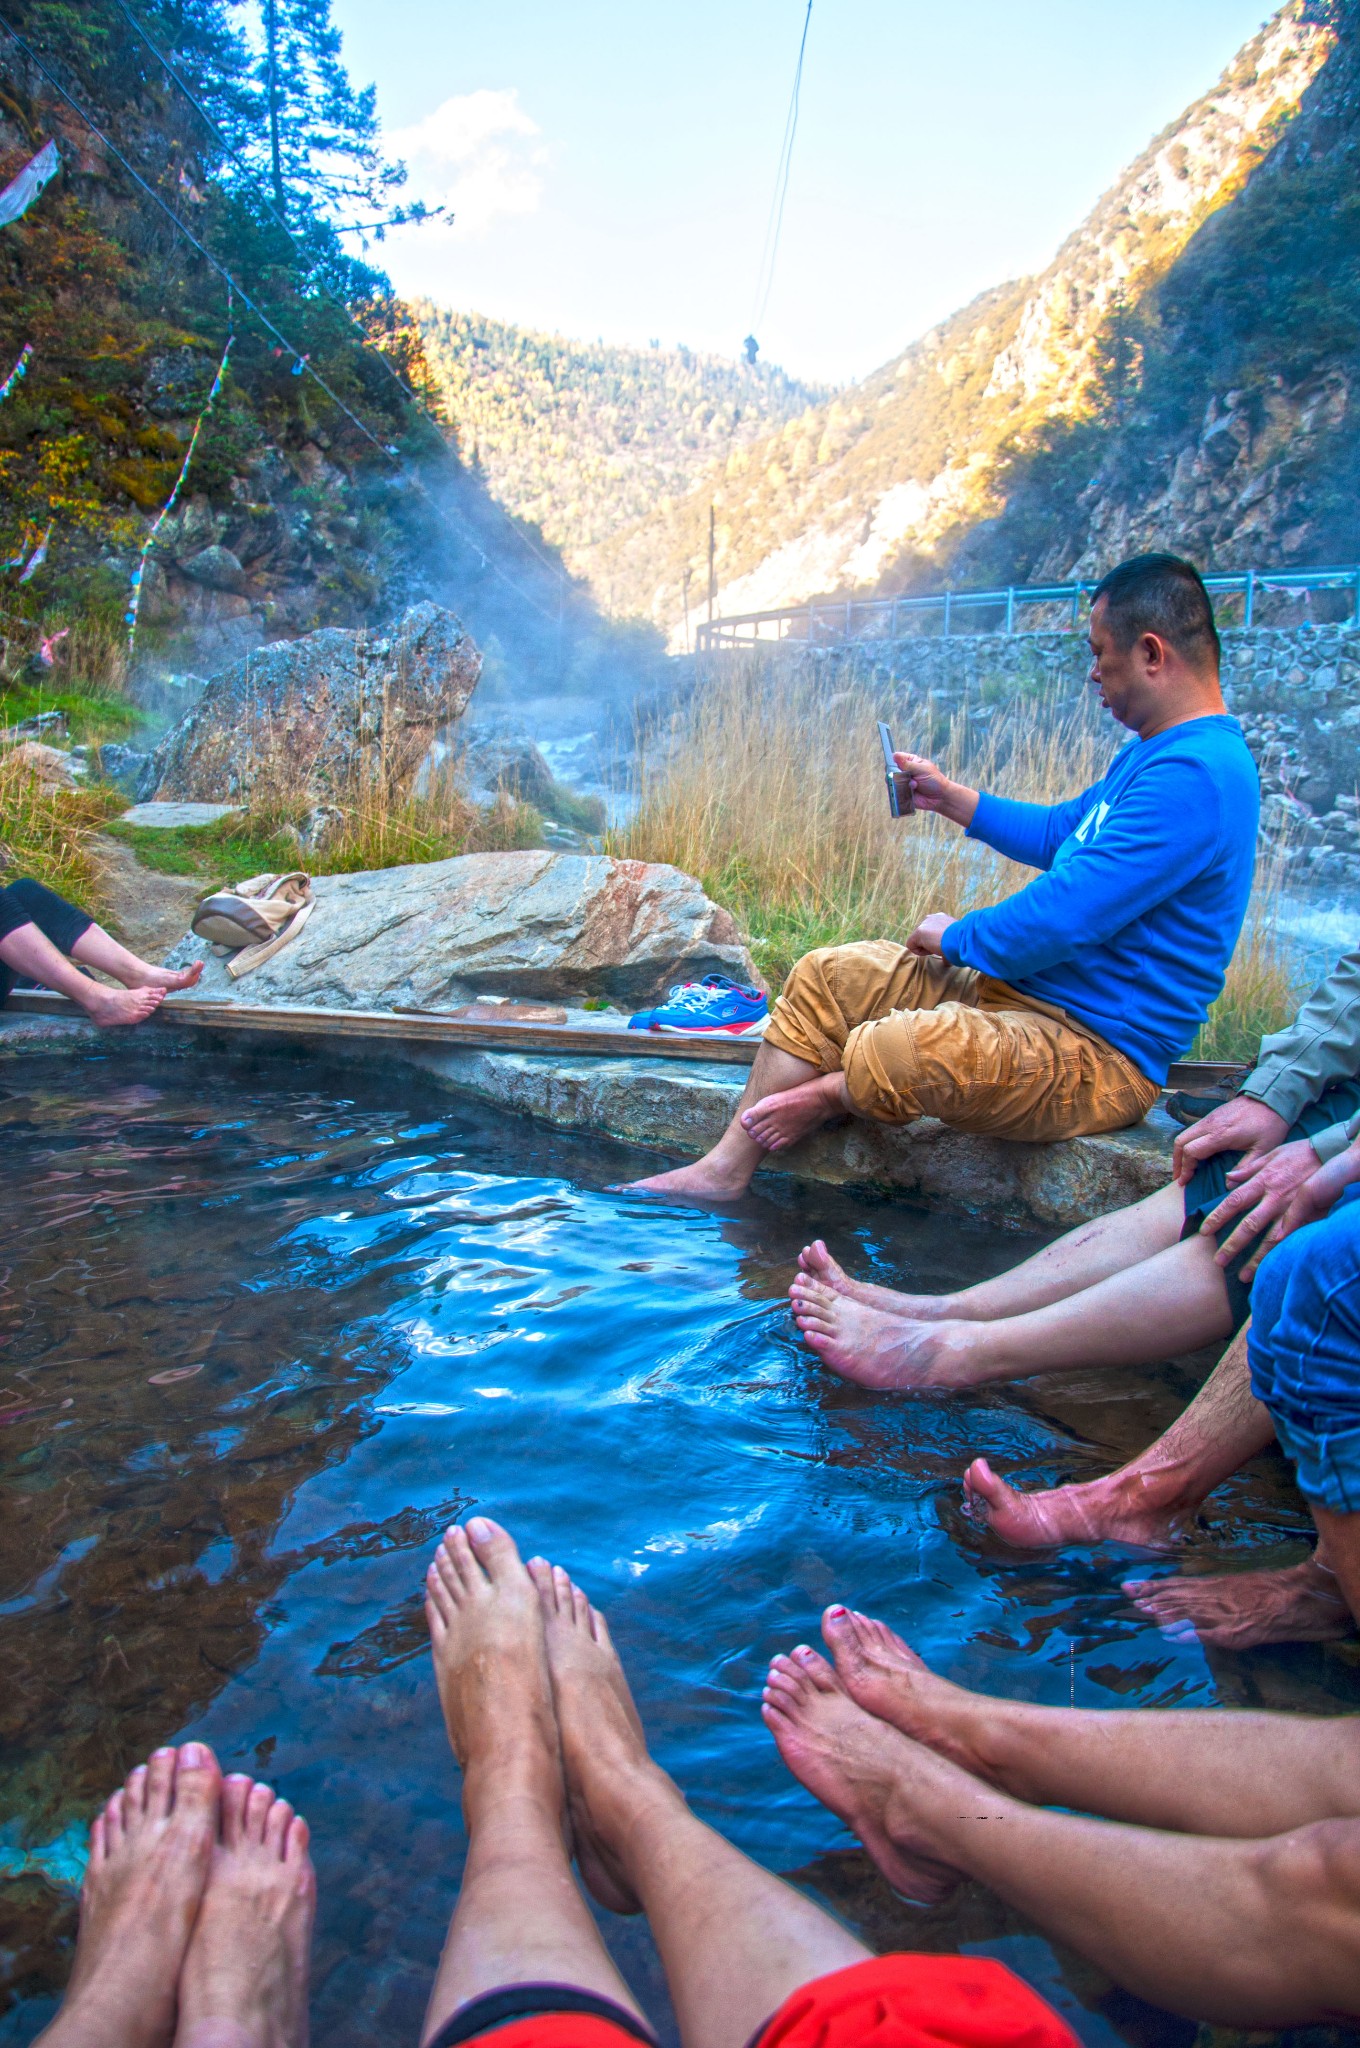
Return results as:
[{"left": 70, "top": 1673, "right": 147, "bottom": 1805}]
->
[
  {"left": 0, "top": 878, "right": 202, "bottom": 1026},
  {"left": 766, "top": 1606, "right": 1360, "bottom": 2028},
  {"left": 788, "top": 1183, "right": 1237, "bottom": 1390}
]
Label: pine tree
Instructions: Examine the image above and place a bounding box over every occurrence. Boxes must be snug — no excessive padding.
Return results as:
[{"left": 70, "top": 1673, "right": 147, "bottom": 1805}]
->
[{"left": 255, "top": 0, "right": 406, "bottom": 224}]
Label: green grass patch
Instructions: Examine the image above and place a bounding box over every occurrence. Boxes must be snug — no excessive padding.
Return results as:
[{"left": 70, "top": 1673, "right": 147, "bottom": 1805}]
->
[
  {"left": 0, "top": 686, "right": 145, "bottom": 747},
  {"left": 104, "top": 816, "right": 301, "bottom": 887}
]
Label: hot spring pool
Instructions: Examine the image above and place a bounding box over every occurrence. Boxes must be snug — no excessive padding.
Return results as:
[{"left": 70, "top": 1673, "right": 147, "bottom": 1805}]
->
[{"left": 1, "top": 1046, "right": 1355, "bottom": 2048}]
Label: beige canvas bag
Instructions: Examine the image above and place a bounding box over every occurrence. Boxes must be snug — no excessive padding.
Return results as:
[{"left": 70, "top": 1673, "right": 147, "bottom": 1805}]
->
[{"left": 192, "top": 871, "right": 315, "bottom": 980}]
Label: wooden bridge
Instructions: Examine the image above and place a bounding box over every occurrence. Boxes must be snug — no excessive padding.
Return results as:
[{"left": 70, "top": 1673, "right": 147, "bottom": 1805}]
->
[{"left": 694, "top": 563, "right": 1360, "bottom": 654}]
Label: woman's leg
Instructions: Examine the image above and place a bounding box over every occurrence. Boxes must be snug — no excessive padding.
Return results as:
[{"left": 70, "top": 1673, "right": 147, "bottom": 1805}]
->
[
  {"left": 421, "top": 1521, "right": 646, "bottom": 2046},
  {"left": 816, "top": 1608, "right": 1360, "bottom": 1836},
  {"left": 766, "top": 1649, "right": 1360, "bottom": 2029},
  {"left": 532, "top": 1560, "right": 870, "bottom": 2048}
]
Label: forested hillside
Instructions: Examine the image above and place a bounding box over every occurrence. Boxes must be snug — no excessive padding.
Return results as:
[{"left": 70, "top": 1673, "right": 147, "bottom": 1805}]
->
[
  {"left": 591, "top": 0, "right": 1359, "bottom": 635},
  {"left": 0, "top": 0, "right": 644, "bottom": 702},
  {"left": 415, "top": 305, "right": 823, "bottom": 591}
]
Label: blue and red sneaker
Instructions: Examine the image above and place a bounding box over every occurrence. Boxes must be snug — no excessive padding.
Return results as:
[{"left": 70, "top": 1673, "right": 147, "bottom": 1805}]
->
[{"left": 628, "top": 974, "right": 769, "bottom": 1035}]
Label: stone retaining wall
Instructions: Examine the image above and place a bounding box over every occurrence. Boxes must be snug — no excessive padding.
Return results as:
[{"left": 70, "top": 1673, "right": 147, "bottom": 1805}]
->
[
  {"left": 0, "top": 1011, "right": 1175, "bottom": 1234},
  {"left": 788, "top": 622, "right": 1360, "bottom": 884}
]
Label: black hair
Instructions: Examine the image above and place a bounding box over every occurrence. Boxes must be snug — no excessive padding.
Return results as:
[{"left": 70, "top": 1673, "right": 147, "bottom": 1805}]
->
[{"left": 1090, "top": 553, "right": 1220, "bottom": 669}]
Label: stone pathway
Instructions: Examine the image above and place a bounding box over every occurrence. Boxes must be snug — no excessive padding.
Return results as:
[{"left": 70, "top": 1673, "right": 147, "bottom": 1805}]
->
[{"left": 94, "top": 833, "right": 203, "bottom": 962}]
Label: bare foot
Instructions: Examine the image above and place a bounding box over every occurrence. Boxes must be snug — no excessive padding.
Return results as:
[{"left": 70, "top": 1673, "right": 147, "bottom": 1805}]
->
[
  {"left": 619, "top": 1157, "right": 752, "bottom": 1201},
  {"left": 793, "top": 1241, "right": 951, "bottom": 1320},
  {"left": 790, "top": 1280, "right": 980, "bottom": 1389},
  {"left": 761, "top": 1646, "right": 962, "bottom": 1905},
  {"left": 136, "top": 961, "right": 204, "bottom": 994},
  {"left": 739, "top": 1073, "right": 846, "bottom": 1152},
  {"left": 528, "top": 1558, "right": 651, "bottom": 1916},
  {"left": 38, "top": 1742, "right": 221, "bottom": 2048},
  {"left": 964, "top": 1457, "right": 1187, "bottom": 1552},
  {"left": 424, "top": 1519, "right": 563, "bottom": 1830},
  {"left": 819, "top": 1608, "right": 992, "bottom": 1779},
  {"left": 77, "top": 985, "right": 165, "bottom": 1028},
  {"left": 174, "top": 1774, "right": 315, "bottom": 2048},
  {"left": 1124, "top": 1558, "right": 1353, "bottom": 1649}
]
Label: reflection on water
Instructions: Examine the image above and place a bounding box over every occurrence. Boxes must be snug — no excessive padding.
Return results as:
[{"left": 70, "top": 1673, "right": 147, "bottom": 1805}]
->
[{"left": 1, "top": 1048, "right": 1356, "bottom": 2048}]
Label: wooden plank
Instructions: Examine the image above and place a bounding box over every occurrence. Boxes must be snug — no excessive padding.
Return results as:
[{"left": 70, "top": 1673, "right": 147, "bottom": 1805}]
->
[
  {"left": 2, "top": 988, "right": 762, "bottom": 1064},
  {"left": 1, "top": 988, "right": 1252, "bottom": 1091}
]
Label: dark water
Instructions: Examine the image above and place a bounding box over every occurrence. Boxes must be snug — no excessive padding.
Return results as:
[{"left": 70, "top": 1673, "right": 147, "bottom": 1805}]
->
[{"left": 1, "top": 1047, "right": 1356, "bottom": 2048}]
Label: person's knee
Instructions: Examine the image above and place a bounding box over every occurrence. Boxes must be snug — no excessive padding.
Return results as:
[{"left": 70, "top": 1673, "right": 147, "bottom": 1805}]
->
[{"left": 3, "top": 877, "right": 52, "bottom": 921}]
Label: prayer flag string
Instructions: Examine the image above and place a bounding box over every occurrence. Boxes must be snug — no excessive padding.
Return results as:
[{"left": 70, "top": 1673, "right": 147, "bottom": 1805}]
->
[
  {"left": 0, "top": 139, "right": 60, "bottom": 229},
  {"left": 0, "top": 343, "right": 32, "bottom": 403},
  {"left": 125, "top": 329, "right": 233, "bottom": 657}
]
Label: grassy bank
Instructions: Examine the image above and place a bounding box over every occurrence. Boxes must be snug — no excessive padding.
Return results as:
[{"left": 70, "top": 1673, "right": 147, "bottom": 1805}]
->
[{"left": 613, "top": 659, "right": 1298, "bottom": 1067}]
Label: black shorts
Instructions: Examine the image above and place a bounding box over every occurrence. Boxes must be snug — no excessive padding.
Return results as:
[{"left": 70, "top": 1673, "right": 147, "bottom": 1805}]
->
[
  {"left": 1181, "top": 1077, "right": 1360, "bottom": 1331},
  {"left": 0, "top": 878, "right": 94, "bottom": 1005}
]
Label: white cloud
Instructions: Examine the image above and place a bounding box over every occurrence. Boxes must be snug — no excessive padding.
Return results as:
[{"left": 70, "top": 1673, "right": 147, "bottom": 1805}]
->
[{"left": 389, "top": 88, "right": 547, "bottom": 238}]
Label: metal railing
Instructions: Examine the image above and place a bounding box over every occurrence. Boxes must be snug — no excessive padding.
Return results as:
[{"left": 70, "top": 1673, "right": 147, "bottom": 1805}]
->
[{"left": 693, "top": 564, "right": 1360, "bottom": 653}]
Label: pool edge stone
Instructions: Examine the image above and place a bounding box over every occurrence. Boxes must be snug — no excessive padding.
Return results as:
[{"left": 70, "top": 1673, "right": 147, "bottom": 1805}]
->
[{"left": 0, "top": 1012, "right": 1176, "bottom": 1232}]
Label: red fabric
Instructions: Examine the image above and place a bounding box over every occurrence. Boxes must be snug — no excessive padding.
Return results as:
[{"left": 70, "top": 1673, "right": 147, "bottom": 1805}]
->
[
  {"left": 461, "top": 2019, "right": 642, "bottom": 2048},
  {"left": 754, "top": 1954, "right": 1081, "bottom": 2048}
]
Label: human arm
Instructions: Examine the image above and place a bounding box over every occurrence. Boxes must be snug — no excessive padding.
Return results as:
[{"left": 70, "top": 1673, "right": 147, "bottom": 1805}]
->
[
  {"left": 1240, "top": 946, "right": 1360, "bottom": 1129},
  {"left": 941, "top": 757, "right": 1220, "bottom": 982},
  {"left": 1173, "top": 1097, "right": 1292, "bottom": 1184},
  {"left": 1239, "top": 1136, "right": 1360, "bottom": 1279},
  {"left": 963, "top": 786, "right": 1097, "bottom": 871},
  {"left": 905, "top": 913, "right": 957, "bottom": 958}
]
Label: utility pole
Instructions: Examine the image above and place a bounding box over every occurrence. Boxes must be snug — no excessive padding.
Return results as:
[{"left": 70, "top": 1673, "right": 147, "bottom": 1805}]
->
[{"left": 707, "top": 504, "right": 716, "bottom": 625}]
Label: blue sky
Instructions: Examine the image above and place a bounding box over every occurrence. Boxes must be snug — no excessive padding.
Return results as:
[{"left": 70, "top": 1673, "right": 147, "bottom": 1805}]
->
[{"left": 329, "top": 0, "right": 1274, "bottom": 387}]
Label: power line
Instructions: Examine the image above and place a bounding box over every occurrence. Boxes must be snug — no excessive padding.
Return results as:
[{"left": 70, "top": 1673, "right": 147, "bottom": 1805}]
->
[
  {"left": 107, "top": 0, "right": 565, "bottom": 587},
  {"left": 749, "top": 0, "right": 813, "bottom": 337},
  {"left": 0, "top": 11, "right": 559, "bottom": 623}
]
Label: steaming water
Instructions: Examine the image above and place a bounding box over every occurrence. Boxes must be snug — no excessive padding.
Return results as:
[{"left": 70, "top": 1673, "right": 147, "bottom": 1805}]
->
[{"left": 1, "top": 1049, "right": 1355, "bottom": 2048}]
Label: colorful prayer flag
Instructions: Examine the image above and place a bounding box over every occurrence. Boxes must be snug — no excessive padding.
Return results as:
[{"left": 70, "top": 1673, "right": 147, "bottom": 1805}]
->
[{"left": 0, "top": 141, "right": 60, "bottom": 229}]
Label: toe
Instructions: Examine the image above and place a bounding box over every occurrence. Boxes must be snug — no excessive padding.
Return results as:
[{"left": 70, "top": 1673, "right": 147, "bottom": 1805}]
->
[
  {"left": 426, "top": 1558, "right": 455, "bottom": 1631},
  {"left": 125, "top": 1762, "right": 151, "bottom": 1824},
  {"left": 244, "top": 1781, "right": 275, "bottom": 1844},
  {"left": 172, "top": 1743, "right": 221, "bottom": 1822},
  {"left": 221, "top": 1774, "right": 252, "bottom": 1849},
  {"left": 440, "top": 1526, "right": 481, "bottom": 1595},
  {"left": 284, "top": 1812, "right": 311, "bottom": 1871},
  {"left": 550, "top": 1563, "right": 573, "bottom": 1617},
  {"left": 104, "top": 1787, "right": 126, "bottom": 1846},
  {"left": 465, "top": 1516, "right": 523, "bottom": 1584},
  {"left": 791, "top": 1644, "right": 839, "bottom": 1690},
  {"left": 568, "top": 1578, "right": 591, "bottom": 1628},
  {"left": 264, "top": 1797, "right": 294, "bottom": 1858},
  {"left": 526, "top": 1557, "right": 556, "bottom": 1612}
]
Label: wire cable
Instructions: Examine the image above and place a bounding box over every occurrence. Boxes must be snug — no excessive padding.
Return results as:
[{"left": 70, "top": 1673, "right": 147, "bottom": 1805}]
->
[
  {"left": 0, "top": 11, "right": 558, "bottom": 622},
  {"left": 108, "top": 0, "right": 565, "bottom": 585},
  {"left": 749, "top": 0, "right": 813, "bottom": 337}
]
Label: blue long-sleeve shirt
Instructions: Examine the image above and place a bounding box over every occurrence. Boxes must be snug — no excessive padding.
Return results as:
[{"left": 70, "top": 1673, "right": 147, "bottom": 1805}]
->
[{"left": 939, "top": 714, "right": 1260, "bottom": 1083}]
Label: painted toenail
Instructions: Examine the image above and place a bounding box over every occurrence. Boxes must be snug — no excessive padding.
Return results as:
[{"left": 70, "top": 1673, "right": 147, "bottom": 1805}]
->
[
  {"left": 827, "top": 1604, "right": 847, "bottom": 1618},
  {"left": 180, "top": 1742, "right": 208, "bottom": 1766}
]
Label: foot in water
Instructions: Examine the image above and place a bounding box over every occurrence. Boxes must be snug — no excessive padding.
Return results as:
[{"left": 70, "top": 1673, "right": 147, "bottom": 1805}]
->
[
  {"left": 1124, "top": 1558, "right": 1354, "bottom": 1649},
  {"left": 792, "top": 1241, "right": 952, "bottom": 1320},
  {"left": 618, "top": 1158, "right": 752, "bottom": 1202},
  {"left": 739, "top": 1073, "right": 846, "bottom": 1153},
  {"left": 174, "top": 1774, "right": 315, "bottom": 2048},
  {"left": 789, "top": 1278, "right": 979, "bottom": 1389},
  {"left": 818, "top": 1607, "right": 993, "bottom": 1777},
  {"left": 425, "top": 1519, "right": 563, "bottom": 1830},
  {"left": 39, "top": 1744, "right": 221, "bottom": 2048},
  {"left": 761, "top": 1646, "right": 963, "bottom": 1906},
  {"left": 528, "top": 1558, "right": 654, "bottom": 1917},
  {"left": 964, "top": 1456, "right": 1188, "bottom": 1552}
]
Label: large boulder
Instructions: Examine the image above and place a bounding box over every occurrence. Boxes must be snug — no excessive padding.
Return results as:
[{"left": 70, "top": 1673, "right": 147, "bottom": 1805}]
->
[
  {"left": 150, "top": 602, "right": 480, "bottom": 809},
  {"left": 163, "top": 850, "right": 758, "bottom": 1009}
]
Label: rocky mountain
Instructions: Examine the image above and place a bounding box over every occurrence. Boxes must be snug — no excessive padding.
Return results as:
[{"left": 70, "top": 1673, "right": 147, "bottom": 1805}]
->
[
  {"left": 414, "top": 305, "right": 823, "bottom": 597},
  {"left": 593, "top": 0, "right": 1357, "bottom": 636}
]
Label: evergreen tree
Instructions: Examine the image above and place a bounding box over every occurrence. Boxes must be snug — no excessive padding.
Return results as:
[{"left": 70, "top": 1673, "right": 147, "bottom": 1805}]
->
[{"left": 255, "top": 0, "right": 407, "bottom": 224}]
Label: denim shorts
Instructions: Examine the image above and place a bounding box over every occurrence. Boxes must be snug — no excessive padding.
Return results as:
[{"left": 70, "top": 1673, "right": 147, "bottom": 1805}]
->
[
  {"left": 1248, "top": 1185, "right": 1360, "bottom": 1513},
  {"left": 1182, "top": 1078, "right": 1360, "bottom": 1332}
]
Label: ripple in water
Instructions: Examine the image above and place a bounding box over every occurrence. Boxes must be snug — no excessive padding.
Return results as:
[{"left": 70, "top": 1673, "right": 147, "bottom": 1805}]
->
[{"left": 0, "top": 1047, "right": 1353, "bottom": 2048}]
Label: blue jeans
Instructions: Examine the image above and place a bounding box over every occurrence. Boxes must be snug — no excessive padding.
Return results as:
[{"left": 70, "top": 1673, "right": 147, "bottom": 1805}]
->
[{"left": 1249, "top": 1186, "right": 1360, "bottom": 1512}]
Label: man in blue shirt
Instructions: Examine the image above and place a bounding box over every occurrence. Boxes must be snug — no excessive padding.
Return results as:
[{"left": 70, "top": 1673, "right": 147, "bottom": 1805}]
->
[{"left": 627, "top": 554, "right": 1259, "bottom": 1203}]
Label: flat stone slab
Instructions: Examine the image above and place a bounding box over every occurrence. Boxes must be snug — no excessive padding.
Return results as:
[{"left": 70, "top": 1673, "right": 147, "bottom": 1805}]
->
[{"left": 120, "top": 802, "right": 238, "bottom": 829}]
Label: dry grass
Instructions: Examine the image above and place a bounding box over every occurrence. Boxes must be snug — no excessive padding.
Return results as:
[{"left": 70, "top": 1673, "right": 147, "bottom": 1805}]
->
[
  {"left": 614, "top": 656, "right": 1299, "bottom": 1066},
  {"left": 0, "top": 753, "right": 122, "bottom": 911}
]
